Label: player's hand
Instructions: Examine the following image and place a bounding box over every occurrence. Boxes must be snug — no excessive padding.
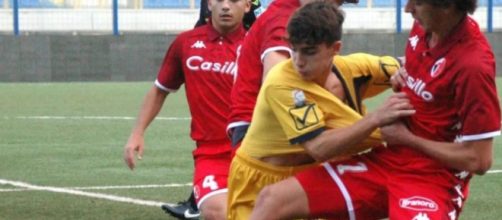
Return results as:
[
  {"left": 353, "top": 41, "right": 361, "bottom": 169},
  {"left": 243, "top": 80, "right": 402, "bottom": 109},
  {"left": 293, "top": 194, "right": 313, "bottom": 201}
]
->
[
  {"left": 123, "top": 133, "right": 145, "bottom": 170},
  {"left": 371, "top": 92, "right": 415, "bottom": 127},
  {"left": 390, "top": 67, "right": 408, "bottom": 92},
  {"left": 381, "top": 121, "right": 413, "bottom": 146}
]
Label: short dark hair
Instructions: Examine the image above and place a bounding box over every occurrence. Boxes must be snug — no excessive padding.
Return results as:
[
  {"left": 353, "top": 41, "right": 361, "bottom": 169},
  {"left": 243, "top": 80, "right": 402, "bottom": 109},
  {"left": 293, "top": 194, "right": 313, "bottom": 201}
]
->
[
  {"left": 421, "top": 0, "right": 477, "bottom": 14},
  {"left": 286, "top": 1, "right": 345, "bottom": 46}
]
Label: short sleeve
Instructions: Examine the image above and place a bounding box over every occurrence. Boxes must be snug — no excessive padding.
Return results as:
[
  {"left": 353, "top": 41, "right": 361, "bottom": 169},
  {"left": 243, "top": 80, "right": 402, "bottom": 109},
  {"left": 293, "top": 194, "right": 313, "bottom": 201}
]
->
[
  {"left": 156, "top": 36, "right": 185, "bottom": 91},
  {"left": 455, "top": 66, "right": 501, "bottom": 141},
  {"left": 264, "top": 84, "right": 326, "bottom": 144}
]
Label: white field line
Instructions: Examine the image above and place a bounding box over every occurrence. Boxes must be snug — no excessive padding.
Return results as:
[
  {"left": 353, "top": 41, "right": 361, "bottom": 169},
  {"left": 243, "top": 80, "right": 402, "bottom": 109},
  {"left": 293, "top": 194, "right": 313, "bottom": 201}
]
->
[
  {"left": 3, "top": 116, "right": 190, "bottom": 120},
  {"left": 0, "top": 179, "right": 181, "bottom": 207},
  {"left": 0, "top": 183, "right": 193, "bottom": 192}
]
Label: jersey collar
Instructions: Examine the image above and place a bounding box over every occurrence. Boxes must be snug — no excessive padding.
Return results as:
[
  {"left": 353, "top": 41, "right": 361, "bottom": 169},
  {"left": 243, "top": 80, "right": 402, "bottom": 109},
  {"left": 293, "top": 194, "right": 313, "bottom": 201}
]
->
[
  {"left": 417, "top": 16, "right": 472, "bottom": 59},
  {"left": 206, "top": 20, "right": 246, "bottom": 44}
]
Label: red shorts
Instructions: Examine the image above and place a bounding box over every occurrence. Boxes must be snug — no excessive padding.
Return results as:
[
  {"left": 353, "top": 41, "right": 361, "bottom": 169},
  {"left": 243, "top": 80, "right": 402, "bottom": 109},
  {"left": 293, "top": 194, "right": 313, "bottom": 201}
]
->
[
  {"left": 192, "top": 141, "right": 233, "bottom": 208},
  {"left": 296, "top": 148, "right": 469, "bottom": 220}
]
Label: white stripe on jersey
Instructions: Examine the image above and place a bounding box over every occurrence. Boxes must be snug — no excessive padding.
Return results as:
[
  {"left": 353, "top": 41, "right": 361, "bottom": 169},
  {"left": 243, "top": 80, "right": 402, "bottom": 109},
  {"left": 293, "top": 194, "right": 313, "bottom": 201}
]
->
[
  {"left": 260, "top": 46, "right": 292, "bottom": 63},
  {"left": 155, "top": 79, "right": 178, "bottom": 93},
  {"left": 457, "top": 130, "right": 501, "bottom": 142}
]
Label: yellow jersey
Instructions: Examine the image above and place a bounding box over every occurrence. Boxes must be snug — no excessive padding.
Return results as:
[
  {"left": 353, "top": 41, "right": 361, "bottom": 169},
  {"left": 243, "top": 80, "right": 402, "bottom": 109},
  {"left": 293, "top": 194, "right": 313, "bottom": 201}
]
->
[{"left": 240, "top": 53, "right": 400, "bottom": 159}]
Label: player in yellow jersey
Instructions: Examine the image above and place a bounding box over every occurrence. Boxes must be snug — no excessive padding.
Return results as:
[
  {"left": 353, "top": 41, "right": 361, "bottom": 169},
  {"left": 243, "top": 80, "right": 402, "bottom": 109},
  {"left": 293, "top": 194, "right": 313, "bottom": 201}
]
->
[{"left": 226, "top": 2, "right": 416, "bottom": 219}]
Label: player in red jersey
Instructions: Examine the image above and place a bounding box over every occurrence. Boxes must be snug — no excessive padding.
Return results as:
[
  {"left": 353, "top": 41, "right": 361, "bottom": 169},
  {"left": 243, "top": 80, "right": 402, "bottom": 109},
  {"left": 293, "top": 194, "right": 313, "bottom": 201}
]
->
[
  {"left": 169, "top": 0, "right": 265, "bottom": 218},
  {"left": 250, "top": 0, "right": 501, "bottom": 219},
  {"left": 122, "top": 0, "right": 250, "bottom": 219},
  {"left": 195, "top": 0, "right": 263, "bottom": 30},
  {"left": 227, "top": 0, "right": 359, "bottom": 147}
]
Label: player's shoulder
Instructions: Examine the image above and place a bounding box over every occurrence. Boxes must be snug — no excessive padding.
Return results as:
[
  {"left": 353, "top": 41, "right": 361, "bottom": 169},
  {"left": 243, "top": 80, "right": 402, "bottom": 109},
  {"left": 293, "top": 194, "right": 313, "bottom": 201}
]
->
[
  {"left": 264, "top": 60, "right": 297, "bottom": 85},
  {"left": 449, "top": 38, "right": 494, "bottom": 77},
  {"left": 176, "top": 25, "right": 208, "bottom": 41}
]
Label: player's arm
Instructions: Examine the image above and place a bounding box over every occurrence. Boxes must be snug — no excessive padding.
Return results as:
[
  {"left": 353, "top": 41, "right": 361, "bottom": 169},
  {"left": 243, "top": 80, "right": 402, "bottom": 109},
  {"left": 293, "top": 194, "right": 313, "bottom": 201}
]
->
[
  {"left": 343, "top": 53, "right": 401, "bottom": 98},
  {"left": 124, "top": 86, "right": 168, "bottom": 170},
  {"left": 381, "top": 122, "right": 494, "bottom": 175},
  {"left": 303, "top": 92, "right": 415, "bottom": 162},
  {"left": 262, "top": 50, "right": 290, "bottom": 81}
]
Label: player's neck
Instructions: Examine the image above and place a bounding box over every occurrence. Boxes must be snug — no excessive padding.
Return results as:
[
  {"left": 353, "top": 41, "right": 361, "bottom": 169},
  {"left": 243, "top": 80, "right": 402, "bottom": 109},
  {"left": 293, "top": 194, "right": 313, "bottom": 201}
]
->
[{"left": 427, "top": 14, "right": 465, "bottom": 49}]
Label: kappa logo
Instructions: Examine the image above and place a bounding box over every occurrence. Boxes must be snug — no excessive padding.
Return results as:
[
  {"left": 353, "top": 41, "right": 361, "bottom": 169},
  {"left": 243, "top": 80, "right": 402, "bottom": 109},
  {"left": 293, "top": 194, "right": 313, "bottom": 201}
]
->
[
  {"left": 289, "top": 103, "right": 320, "bottom": 130},
  {"left": 400, "top": 196, "right": 438, "bottom": 212},
  {"left": 191, "top": 40, "right": 206, "bottom": 49},
  {"left": 412, "top": 212, "right": 430, "bottom": 220},
  {"left": 409, "top": 35, "right": 419, "bottom": 51}
]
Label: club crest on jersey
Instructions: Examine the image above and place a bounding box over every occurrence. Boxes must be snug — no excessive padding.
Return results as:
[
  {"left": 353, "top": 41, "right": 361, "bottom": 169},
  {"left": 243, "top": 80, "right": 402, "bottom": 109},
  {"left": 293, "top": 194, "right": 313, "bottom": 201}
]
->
[{"left": 430, "top": 57, "right": 446, "bottom": 78}]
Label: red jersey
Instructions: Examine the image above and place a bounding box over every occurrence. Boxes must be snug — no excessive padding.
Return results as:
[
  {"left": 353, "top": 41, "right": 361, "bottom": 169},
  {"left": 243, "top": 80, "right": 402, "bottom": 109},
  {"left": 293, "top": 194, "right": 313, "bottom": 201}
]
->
[
  {"left": 156, "top": 23, "right": 246, "bottom": 144},
  {"left": 394, "top": 17, "right": 501, "bottom": 170},
  {"left": 228, "top": 0, "right": 299, "bottom": 131}
]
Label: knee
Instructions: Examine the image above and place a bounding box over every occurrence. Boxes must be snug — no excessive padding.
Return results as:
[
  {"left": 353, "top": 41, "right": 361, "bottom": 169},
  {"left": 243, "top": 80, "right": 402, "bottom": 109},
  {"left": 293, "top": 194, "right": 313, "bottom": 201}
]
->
[
  {"left": 200, "top": 202, "right": 226, "bottom": 220},
  {"left": 255, "top": 185, "right": 278, "bottom": 209}
]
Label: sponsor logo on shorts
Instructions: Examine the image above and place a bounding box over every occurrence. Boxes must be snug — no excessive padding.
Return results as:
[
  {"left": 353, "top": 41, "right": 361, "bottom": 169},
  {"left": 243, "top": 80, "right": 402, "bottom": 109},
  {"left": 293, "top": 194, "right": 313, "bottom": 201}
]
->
[{"left": 399, "top": 196, "right": 438, "bottom": 212}]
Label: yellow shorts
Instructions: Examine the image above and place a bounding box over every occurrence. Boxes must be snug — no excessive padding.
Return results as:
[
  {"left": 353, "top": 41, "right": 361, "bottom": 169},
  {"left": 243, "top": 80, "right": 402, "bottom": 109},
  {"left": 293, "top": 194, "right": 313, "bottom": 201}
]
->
[{"left": 226, "top": 149, "right": 318, "bottom": 220}]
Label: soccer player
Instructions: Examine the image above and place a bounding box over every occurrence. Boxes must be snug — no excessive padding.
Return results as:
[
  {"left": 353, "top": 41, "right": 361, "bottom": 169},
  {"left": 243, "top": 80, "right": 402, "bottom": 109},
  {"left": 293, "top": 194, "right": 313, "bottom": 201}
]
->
[
  {"left": 226, "top": 2, "right": 416, "bottom": 219},
  {"left": 195, "top": 0, "right": 263, "bottom": 30},
  {"left": 164, "top": 0, "right": 263, "bottom": 218},
  {"left": 251, "top": 0, "right": 501, "bottom": 219},
  {"left": 122, "top": 0, "right": 250, "bottom": 219},
  {"left": 227, "top": 0, "right": 359, "bottom": 147}
]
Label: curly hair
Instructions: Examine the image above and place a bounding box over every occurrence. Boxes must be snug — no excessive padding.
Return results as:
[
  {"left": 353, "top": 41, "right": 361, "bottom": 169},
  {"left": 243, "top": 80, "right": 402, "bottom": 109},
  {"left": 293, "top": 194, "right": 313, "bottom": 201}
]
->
[{"left": 286, "top": 0, "right": 345, "bottom": 46}]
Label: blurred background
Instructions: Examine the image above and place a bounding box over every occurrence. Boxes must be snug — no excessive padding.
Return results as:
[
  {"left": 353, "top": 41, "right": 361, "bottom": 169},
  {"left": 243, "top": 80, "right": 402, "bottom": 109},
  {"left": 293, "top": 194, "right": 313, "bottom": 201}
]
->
[
  {"left": 0, "top": 0, "right": 500, "bottom": 82},
  {"left": 0, "top": 0, "right": 501, "bottom": 32}
]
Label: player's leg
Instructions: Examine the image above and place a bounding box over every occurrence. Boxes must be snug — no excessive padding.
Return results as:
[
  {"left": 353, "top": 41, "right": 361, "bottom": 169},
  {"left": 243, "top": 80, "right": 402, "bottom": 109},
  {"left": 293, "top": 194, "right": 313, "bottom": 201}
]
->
[
  {"left": 198, "top": 192, "right": 227, "bottom": 220},
  {"left": 250, "top": 177, "right": 309, "bottom": 220},
  {"left": 251, "top": 155, "right": 388, "bottom": 219},
  {"left": 193, "top": 147, "right": 232, "bottom": 220}
]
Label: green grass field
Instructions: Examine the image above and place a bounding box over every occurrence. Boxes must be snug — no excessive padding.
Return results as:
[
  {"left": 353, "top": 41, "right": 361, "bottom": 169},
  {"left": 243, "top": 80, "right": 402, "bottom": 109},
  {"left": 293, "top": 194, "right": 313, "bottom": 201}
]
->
[{"left": 0, "top": 81, "right": 501, "bottom": 219}]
